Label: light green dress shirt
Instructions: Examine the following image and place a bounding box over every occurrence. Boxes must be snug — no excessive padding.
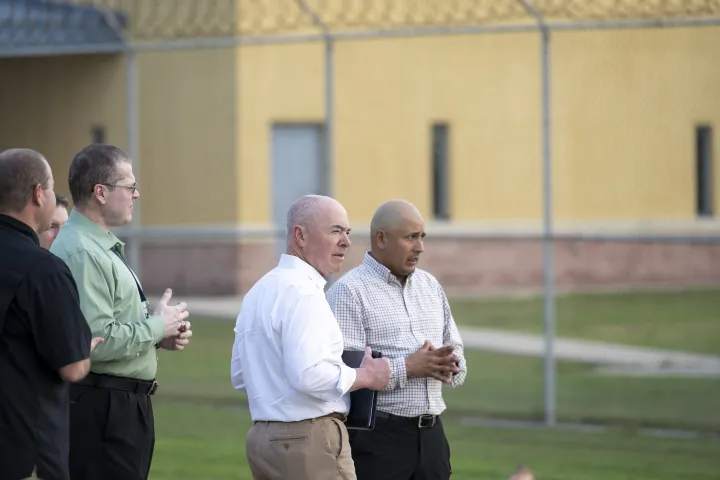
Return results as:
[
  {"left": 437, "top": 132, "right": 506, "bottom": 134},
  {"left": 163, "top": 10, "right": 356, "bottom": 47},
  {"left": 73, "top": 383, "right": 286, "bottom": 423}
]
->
[{"left": 50, "top": 210, "right": 165, "bottom": 380}]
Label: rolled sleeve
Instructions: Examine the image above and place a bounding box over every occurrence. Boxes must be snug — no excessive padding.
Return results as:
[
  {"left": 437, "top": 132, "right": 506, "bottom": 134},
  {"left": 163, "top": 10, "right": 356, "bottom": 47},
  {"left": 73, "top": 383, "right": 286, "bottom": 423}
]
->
[
  {"left": 336, "top": 364, "right": 357, "bottom": 396},
  {"left": 63, "top": 250, "right": 163, "bottom": 361},
  {"left": 382, "top": 356, "right": 408, "bottom": 392},
  {"left": 145, "top": 314, "right": 167, "bottom": 343}
]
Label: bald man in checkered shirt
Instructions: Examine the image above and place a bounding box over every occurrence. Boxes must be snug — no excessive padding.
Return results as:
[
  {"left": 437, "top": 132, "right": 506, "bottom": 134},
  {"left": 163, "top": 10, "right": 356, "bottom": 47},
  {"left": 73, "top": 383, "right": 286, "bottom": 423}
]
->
[{"left": 326, "top": 199, "right": 467, "bottom": 480}]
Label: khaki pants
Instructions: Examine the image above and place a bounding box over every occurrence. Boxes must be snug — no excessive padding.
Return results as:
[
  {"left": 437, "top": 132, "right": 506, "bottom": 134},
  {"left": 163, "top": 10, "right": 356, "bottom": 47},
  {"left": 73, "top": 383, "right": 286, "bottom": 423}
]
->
[{"left": 246, "top": 414, "right": 356, "bottom": 480}]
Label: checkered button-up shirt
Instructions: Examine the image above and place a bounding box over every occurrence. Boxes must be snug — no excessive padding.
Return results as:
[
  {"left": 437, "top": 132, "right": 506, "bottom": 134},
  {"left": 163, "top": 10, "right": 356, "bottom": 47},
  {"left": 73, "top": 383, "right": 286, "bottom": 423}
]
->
[{"left": 326, "top": 252, "right": 467, "bottom": 418}]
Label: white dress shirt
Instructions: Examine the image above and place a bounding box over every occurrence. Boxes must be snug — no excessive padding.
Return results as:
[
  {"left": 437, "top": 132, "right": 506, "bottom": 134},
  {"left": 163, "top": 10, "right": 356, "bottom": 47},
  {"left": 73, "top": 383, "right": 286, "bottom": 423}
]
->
[
  {"left": 231, "top": 254, "right": 357, "bottom": 422},
  {"left": 326, "top": 252, "right": 467, "bottom": 418}
]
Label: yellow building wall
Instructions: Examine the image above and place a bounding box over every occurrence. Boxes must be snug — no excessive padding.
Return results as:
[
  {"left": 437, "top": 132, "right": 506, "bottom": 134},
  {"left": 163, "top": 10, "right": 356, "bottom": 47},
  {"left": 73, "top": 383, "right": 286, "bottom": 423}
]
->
[
  {"left": 333, "top": 33, "right": 542, "bottom": 224},
  {"left": 236, "top": 26, "right": 720, "bottom": 225},
  {"left": 137, "top": 48, "right": 239, "bottom": 226},
  {"left": 553, "top": 27, "right": 720, "bottom": 221},
  {"left": 237, "top": 33, "right": 542, "bottom": 225},
  {"left": 2, "top": 26, "right": 717, "bottom": 229},
  {"left": 0, "top": 54, "right": 127, "bottom": 199},
  {"left": 0, "top": 50, "right": 240, "bottom": 228},
  {"left": 237, "top": 43, "right": 325, "bottom": 224}
]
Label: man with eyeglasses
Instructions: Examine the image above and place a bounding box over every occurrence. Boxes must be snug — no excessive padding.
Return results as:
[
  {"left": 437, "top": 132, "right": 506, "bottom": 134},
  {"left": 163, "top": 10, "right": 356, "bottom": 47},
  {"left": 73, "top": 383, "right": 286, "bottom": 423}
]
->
[{"left": 50, "top": 143, "right": 193, "bottom": 480}]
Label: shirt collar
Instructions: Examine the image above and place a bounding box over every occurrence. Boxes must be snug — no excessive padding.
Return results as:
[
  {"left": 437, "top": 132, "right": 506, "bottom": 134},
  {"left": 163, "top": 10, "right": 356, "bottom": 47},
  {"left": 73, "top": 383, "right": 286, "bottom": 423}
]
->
[
  {"left": 0, "top": 214, "right": 39, "bottom": 246},
  {"left": 278, "top": 254, "right": 327, "bottom": 290},
  {"left": 362, "top": 251, "right": 412, "bottom": 287},
  {"left": 66, "top": 209, "right": 123, "bottom": 252}
]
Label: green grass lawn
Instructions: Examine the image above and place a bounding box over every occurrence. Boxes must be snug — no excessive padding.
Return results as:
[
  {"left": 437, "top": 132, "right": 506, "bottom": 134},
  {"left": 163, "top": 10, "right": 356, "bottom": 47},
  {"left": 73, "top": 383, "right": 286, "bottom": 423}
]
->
[
  {"left": 150, "top": 401, "right": 720, "bottom": 480},
  {"left": 450, "top": 288, "right": 720, "bottom": 355},
  {"left": 148, "top": 288, "right": 720, "bottom": 478},
  {"left": 155, "top": 317, "right": 720, "bottom": 432}
]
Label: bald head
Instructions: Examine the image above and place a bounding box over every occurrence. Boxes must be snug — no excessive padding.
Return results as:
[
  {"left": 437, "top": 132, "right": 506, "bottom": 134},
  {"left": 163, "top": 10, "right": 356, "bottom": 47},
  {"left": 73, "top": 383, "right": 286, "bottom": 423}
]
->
[
  {"left": 370, "top": 199, "right": 426, "bottom": 281},
  {"left": 0, "top": 148, "right": 51, "bottom": 214},
  {"left": 370, "top": 199, "right": 423, "bottom": 239},
  {"left": 287, "top": 194, "right": 333, "bottom": 236},
  {"left": 285, "top": 194, "right": 351, "bottom": 277}
]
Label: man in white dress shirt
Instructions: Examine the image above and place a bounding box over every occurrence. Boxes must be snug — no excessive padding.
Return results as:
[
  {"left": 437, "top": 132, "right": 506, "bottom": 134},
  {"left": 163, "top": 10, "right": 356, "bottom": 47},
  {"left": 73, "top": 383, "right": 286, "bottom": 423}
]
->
[
  {"left": 326, "top": 199, "right": 467, "bottom": 480},
  {"left": 231, "top": 194, "right": 391, "bottom": 480}
]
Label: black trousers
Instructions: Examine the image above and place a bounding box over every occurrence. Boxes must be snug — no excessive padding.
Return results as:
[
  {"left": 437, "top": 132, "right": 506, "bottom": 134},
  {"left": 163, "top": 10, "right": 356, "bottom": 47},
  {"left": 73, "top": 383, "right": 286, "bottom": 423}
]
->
[
  {"left": 348, "top": 414, "right": 451, "bottom": 480},
  {"left": 68, "top": 382, "right": 155, "bottom": 480}
]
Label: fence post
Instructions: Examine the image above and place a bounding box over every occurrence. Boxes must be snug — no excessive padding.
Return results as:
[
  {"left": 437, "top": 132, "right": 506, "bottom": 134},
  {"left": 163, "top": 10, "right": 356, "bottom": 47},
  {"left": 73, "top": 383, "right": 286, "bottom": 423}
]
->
[
  {"left": 519, "top": 0, "right": 556, "bottom": 427},
  {"left": 126, "top": 48, "right": 142, "bottom": 277},
  {"left": 294, "top": 0, "right": 334, "bottom": 198}
]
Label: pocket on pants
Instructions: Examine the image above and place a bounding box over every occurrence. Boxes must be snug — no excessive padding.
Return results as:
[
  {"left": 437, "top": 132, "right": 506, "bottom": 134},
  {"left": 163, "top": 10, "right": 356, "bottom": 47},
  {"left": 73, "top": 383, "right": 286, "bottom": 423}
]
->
[
  {"left": 323, "top": 418, "right": 345, "bottom": 459},
  {"left": 268, "top": 434, "right": 310, "bottom": 444}
]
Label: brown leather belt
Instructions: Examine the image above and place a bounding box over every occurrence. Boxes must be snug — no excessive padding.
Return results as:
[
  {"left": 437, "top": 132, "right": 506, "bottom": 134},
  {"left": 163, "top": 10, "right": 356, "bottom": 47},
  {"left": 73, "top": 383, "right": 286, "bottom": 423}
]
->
[
  {"left": 254, "top": 412, "right": 347, "bottom": 424},
  {"left": 321, "top": 412, "right": 347, "bottom": 422}
]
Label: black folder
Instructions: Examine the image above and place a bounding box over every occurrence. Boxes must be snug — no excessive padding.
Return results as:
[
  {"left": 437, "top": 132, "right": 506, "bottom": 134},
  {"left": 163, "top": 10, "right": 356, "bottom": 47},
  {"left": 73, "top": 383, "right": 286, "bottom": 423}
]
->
[{"left": 342, "top": 349, "right": 382, "bottom": 430}]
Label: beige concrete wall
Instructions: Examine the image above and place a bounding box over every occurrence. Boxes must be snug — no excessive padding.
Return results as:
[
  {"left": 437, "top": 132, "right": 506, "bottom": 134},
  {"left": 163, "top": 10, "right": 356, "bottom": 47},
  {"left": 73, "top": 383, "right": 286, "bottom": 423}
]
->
[{"left": 0, "top": 54, "right": 127, "bottom": 197}]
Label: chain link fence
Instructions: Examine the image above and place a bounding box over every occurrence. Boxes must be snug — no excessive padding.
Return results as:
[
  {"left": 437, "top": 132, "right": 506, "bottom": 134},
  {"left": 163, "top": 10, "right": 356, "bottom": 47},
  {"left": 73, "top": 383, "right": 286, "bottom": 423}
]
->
[{"left": 2, "top": 1, "right": 720, "bottom": 49}]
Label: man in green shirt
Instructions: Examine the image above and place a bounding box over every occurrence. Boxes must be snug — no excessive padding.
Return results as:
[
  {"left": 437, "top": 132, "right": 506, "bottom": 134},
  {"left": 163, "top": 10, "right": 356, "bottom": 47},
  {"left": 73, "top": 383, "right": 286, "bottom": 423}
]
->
[{"left": 51, "top": 143, "right": 192, "bottom": 480}]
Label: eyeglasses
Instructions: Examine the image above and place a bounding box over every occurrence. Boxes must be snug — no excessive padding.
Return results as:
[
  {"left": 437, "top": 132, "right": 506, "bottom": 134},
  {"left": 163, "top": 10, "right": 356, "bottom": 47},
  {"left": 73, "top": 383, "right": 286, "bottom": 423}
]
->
[{"left": 101, "top": 183, "right": 138, "bottom": 194}]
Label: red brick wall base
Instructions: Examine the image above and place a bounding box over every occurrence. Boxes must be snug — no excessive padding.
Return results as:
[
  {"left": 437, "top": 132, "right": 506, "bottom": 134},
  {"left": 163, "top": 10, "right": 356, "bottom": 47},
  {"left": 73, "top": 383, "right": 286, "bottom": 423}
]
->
[{"left": 136, "top": 238, "right": 720, "bottom": 296}]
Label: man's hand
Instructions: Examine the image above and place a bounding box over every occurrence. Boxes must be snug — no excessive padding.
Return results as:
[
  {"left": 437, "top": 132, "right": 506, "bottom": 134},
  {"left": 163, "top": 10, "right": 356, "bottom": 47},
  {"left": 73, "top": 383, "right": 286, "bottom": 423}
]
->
[
  {"left": 428, "top": 343, "right": 461, "bottom": 382},
  {"left": 406, "top": 340, "right": 460, "bottom": 382},
  {"left": 351, "top": 347, "right": 391, "bottom": 391},
  {"left": 158, "top": 321, "right": 193, "bottom": 351},
  {"left": 90, "top": 337, "right": 105, "bottom": 352},
  {"left": 154, "top": 288, "right": 190, "bottom": 339}
]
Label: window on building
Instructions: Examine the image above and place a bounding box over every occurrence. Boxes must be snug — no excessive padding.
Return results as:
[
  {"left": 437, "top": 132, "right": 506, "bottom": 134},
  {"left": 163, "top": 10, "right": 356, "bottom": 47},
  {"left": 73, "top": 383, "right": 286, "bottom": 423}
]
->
[
  {"left": 431, "top": 123, "right": 450, "bottom": 220},
  {"left": 696, "top": 125, "right": 713, "bottom": 217}
]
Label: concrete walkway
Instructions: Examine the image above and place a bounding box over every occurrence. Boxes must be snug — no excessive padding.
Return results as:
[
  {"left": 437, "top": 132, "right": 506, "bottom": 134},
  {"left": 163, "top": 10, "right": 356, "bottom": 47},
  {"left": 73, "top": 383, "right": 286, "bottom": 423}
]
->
[
  {"left": 460, "top": 328, "right": 720, "bottom": 377},
  {"left": 156, "top": 295, "right": 720, "bottom": 378}
]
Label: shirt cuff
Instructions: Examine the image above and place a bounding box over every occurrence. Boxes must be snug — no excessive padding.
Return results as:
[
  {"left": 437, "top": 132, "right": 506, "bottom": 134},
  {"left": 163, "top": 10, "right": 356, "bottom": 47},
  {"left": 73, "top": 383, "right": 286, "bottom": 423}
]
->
[
  {"left": 336, "top": 363, "right": 357, "bottom": 396},
  {"left": 386, "top": 356, "right": 408, "bottom": 391},
  {"left": 147, "top": 315, "right": 166, "bottom": 344}
]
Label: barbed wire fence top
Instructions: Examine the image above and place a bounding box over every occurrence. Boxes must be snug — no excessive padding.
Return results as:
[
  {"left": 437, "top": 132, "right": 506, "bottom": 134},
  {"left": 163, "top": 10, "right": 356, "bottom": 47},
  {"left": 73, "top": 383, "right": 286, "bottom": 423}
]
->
[{"left": 1, "top": 0, "right": 720, "bottom": 50}]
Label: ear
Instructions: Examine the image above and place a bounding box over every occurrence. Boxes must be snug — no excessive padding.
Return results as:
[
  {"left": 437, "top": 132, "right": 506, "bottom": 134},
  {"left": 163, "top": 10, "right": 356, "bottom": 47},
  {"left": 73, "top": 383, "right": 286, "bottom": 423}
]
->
[
  {"left": 30, "top": 184, "right": 44, "bottom": 206},
  {"left": 375, "top": 230, "right": 387, "bottom": 249},
  {"left": 93, "top": 184, "right": 108, "bottom": 205},
  {"left": 293, "top": 225, "right": 307, "bottom": 248}
]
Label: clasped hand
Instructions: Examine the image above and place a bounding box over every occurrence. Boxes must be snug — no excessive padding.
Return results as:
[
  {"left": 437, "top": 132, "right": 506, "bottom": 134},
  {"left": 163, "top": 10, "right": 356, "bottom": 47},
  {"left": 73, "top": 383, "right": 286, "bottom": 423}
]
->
[
  {"left": 159, "top": 320, "right": 193, "bottom": 351},
  {"left": 405, "top": 340, "right": 460, "bottom": 383}
]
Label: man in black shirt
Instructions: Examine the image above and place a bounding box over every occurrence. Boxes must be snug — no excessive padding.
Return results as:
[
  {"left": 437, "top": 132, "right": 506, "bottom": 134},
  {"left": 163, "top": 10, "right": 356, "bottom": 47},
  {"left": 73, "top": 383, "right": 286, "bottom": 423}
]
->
[{"left": 0, "top": 148, "right": 103, "bottom": 480}]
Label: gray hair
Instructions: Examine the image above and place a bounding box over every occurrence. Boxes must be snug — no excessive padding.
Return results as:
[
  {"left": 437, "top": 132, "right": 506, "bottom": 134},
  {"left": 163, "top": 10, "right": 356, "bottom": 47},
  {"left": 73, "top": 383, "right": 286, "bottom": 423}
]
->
[{"left": 286, "top": 194, "right": 327, "bottom": 238}]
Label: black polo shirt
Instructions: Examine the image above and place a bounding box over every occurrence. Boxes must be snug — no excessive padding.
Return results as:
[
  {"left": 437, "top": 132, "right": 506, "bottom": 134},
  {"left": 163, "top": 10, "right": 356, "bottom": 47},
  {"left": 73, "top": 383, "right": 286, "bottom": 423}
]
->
[{"left": 0, "top": 214, "right": 91, "bottom": 480}]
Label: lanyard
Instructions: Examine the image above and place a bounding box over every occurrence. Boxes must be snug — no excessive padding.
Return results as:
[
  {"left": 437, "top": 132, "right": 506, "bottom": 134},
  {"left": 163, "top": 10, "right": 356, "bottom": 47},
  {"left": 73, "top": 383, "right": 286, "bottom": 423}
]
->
[{"left": 111, "top": 245, "right": 150, "bottom": 318}]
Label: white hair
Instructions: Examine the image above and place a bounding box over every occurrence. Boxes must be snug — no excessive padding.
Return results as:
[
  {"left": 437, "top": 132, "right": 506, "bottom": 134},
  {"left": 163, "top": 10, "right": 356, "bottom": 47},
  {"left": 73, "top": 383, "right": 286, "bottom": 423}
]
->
[{"left": 285, "top": 194, "right": 328, "bottom": 239}]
